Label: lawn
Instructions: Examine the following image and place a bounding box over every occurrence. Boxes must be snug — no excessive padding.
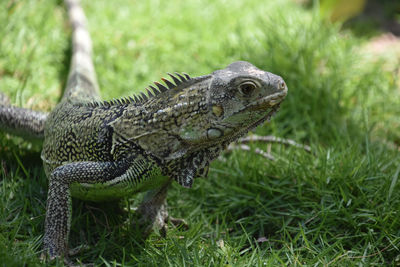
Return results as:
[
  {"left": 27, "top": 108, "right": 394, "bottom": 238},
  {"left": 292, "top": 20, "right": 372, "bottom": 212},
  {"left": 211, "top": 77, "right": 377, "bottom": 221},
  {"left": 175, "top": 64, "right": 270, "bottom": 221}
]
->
[{"left": 0, "top": 0, "right": 399, "bottom": 266}]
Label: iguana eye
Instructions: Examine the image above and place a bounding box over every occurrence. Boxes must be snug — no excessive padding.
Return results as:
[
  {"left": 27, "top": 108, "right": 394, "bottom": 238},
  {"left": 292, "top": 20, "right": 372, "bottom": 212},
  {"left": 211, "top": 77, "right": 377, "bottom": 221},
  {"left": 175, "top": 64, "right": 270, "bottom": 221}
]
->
[{"left": 238, "top": 81, "right": 257, "bottom": 97}]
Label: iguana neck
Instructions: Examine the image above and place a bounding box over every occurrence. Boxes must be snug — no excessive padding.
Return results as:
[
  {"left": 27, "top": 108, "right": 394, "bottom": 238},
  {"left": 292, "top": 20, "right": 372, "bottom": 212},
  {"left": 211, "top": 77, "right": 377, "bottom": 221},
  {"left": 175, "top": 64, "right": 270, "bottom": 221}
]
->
[{"left": 106, "top": 75, "right": 213, "bottom": 160}]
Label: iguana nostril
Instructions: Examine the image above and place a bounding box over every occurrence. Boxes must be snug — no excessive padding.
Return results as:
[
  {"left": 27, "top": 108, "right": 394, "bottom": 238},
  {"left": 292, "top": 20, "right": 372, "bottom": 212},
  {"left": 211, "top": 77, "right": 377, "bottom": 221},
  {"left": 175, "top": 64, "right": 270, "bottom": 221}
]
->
[{"left": 279, "top": 81, "right": 286, "bottom": 90}]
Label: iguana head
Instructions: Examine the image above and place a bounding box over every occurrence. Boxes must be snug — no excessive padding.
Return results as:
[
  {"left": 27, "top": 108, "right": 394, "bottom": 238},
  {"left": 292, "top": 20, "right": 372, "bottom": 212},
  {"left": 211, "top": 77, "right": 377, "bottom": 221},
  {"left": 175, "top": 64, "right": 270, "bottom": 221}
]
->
[
  {"left": 162, "top": 61, "right": 287, "bottom": 148},
  {"left": 205, "top": 61, "right": 287, "bottom": 142}
]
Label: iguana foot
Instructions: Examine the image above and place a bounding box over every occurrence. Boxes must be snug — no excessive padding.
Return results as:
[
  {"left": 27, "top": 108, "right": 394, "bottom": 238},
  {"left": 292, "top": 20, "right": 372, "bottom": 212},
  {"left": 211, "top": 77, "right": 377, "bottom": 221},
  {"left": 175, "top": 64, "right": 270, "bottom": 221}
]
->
[
  {"left": 227, "top": 134, "right": 311, "bottom": 161},
  {"left": 169, "top": 217, "right": 188, "bottom": 229},
  {"left": 68, "top": 244, "right": 90, "bottom": 256},
  {"left": 237, "top": 135, "right": 311, "bottom": 152},
  {"left": 138, "top": 206, "right": 188, "bottom": 237},
  {"left": 41, "top": 245, "right": 91, "bottom": 267},
  {"left": 40, "top": 251, "right": 75, "bottom": 267},
  {"left": 227, "top": 143, "right": 275, "bottom": 160}
]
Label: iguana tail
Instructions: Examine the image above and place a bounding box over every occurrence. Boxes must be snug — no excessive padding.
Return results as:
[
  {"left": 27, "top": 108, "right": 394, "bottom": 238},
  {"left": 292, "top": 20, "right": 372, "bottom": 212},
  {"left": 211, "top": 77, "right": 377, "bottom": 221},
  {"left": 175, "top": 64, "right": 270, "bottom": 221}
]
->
[
  {"left": 63, "top": 0, "right": 100, "bottom": 102},
  {"left": 0, "top": 92, "right": 48, "bottom": 140},
  {"left": 0, "top": 107, "right": 48, "bottom": 140}
]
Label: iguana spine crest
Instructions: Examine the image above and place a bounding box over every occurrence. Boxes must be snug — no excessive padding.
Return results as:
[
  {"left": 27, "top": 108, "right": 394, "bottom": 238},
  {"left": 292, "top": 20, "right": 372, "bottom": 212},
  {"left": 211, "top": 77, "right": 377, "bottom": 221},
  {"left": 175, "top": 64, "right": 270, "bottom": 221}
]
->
[{"left": 84, "top": 72, "right": 206, "bottom": 108}]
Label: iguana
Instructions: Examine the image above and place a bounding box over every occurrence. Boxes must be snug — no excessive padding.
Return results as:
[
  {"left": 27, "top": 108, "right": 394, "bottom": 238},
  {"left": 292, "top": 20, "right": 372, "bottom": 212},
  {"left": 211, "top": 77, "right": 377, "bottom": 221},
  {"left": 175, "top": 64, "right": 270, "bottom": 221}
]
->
[{"left": 0, "top": 0, "right": 287, "bottom": 263}]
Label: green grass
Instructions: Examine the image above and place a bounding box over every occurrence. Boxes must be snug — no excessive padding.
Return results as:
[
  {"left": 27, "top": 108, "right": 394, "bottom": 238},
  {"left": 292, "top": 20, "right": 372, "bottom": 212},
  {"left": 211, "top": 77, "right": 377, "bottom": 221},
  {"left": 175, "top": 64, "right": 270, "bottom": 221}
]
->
[{"left": 1, "top": 0, "right": 399, "bottom": 266}]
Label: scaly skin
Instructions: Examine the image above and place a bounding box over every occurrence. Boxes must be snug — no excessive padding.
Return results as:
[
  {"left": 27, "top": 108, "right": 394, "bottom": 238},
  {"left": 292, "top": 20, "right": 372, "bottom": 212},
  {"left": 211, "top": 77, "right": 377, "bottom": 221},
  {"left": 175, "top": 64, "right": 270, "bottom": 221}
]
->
[
  {"left": 0, "top": 92, "right": 48, "bottom": 140},
  {"left": 0, "top": 0, "right": 288, "bottom": 263}
]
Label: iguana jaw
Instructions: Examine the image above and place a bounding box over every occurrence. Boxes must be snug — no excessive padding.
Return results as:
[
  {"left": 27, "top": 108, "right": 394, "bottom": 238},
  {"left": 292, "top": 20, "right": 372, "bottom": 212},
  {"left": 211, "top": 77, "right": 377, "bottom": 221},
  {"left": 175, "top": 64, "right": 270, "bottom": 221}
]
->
[
  {"left": 241, "top": 89, "right": 287, "bottom": 113},
  {"left": 226, "top": 102, "right": 281, "bottom": 143}
]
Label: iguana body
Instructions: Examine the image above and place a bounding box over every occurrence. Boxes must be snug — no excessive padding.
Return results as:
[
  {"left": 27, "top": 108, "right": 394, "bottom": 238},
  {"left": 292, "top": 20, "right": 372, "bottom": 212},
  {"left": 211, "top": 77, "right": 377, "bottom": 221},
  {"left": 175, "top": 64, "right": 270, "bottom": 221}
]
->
[{"left": 0, "top": 0, "right": 287, "bottom": 263}]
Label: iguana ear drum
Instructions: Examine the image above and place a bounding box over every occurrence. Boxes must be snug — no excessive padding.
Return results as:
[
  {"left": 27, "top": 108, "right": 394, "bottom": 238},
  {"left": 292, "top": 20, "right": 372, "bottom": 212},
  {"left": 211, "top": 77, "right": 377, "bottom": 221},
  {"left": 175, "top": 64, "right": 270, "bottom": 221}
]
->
[{"left": 207, "top": 128, "right": 222, "bottom": 139}]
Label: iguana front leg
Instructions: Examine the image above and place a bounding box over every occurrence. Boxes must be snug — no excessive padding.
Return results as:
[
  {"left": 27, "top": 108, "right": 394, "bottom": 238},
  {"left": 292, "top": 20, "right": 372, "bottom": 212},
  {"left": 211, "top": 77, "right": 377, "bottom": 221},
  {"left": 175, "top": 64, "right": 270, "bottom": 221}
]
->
[
  {"left": 43, "top": 160, "right": 130, "bottom": 260},
  {"left": 137, "top": 182, "right": 170, "bottom": 236}
]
